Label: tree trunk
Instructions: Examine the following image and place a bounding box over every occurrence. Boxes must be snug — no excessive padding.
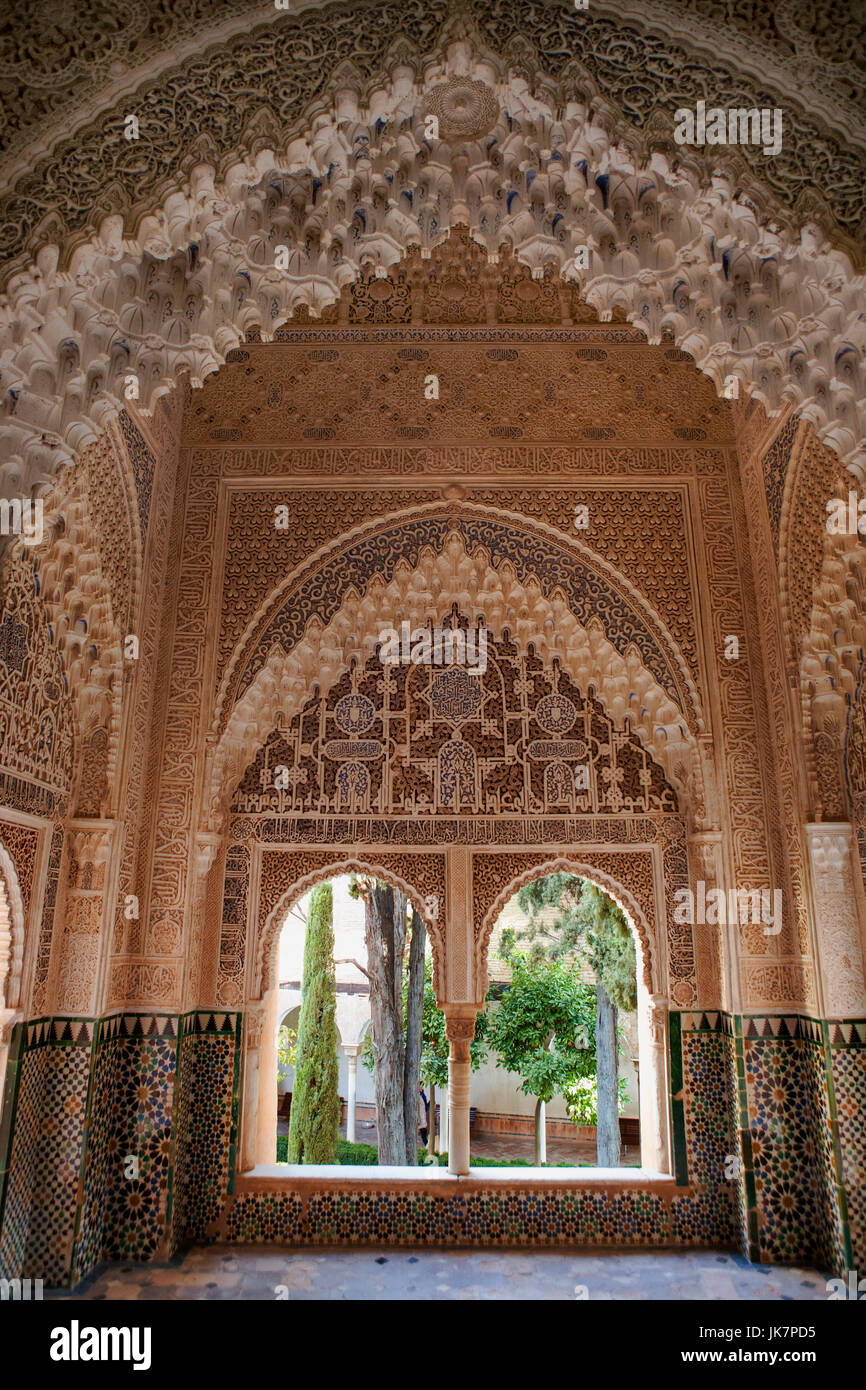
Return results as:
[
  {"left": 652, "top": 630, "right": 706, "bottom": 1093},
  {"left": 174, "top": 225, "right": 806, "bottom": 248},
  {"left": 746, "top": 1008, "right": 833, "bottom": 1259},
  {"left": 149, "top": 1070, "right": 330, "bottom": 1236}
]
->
[
  {"left": 596, "top": 982, "right": 621, "bottom": 1167},
  {"left": 402, "top": 909, "right": 425, "bottom": 1166},
  {"left": 363, "top": 882, "right": 408, "bottom": 1164},
  {"left": 534, "top": 1097, "right": 547, "bottom": 1165}
]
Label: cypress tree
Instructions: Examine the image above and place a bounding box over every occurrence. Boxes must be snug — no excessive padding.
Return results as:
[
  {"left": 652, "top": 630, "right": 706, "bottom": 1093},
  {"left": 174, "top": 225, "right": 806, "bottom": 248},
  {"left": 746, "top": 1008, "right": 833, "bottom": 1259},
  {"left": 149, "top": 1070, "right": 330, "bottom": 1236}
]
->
[{"left": 286, "top": 881, "right": 340, "bottom": 1163}]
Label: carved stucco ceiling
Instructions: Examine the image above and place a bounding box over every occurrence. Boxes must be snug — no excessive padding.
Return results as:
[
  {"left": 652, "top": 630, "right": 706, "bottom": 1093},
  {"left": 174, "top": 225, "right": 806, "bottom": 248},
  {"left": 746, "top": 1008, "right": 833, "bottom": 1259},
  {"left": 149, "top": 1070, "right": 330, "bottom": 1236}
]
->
[
  {"left": 0, "top": 1, "right": 864, "bottom": 503},
  {"left": 0, "top": 1, "right": 863, "bottom": 175},
  {"left": 0, "top": 0, "right": 863, "bottom": 268}
]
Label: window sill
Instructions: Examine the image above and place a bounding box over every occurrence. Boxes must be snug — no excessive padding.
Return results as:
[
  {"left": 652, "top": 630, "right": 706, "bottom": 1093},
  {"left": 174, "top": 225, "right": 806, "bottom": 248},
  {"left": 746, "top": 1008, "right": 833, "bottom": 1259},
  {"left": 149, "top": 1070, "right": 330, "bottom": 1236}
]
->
[{"left": 237, "top": 1164, "right": 675, "bottom": 1187}]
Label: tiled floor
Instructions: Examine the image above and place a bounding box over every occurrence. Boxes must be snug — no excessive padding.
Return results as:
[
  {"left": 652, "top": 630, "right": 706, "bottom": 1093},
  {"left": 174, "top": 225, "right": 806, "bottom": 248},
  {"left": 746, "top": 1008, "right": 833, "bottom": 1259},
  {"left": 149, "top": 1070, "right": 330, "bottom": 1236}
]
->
[{"left": 50, "top": 1247, "right": 829, "bottom": 1301}]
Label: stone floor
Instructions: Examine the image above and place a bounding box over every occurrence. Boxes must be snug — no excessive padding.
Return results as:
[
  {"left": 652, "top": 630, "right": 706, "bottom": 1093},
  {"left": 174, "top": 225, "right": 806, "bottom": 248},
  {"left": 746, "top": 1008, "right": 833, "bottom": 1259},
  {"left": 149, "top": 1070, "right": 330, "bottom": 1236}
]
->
[{"left": 48, "top": 1246, "right": 829, "bottom": 1301}]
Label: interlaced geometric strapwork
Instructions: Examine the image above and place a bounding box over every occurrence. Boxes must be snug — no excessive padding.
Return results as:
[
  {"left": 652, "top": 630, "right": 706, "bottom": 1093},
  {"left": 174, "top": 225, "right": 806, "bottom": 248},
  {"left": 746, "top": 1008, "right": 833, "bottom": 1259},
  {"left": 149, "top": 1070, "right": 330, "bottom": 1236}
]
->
[{"left": 231, "top": 621, "right": 678, "bottom": 820}]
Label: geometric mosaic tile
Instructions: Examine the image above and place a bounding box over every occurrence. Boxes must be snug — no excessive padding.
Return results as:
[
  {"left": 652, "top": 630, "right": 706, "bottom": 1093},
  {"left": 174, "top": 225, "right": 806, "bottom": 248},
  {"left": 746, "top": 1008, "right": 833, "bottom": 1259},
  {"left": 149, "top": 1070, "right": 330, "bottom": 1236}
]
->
[
  {"left": 25, "top": 1017, "right": 94, "bottom": 1048},
  {"left": 681, "top": 1028, "right": 736, "bottom": 1191},
  {"left": 680, "top": 1011, "right": 723, "bottom": 1032},
  {"left": 831, "top": 1045, "right": 866, "bottom": 1268},
  {"left": 216, "top": 1184, "right": 738, "bottom": 1250},
  {"left": 1, "top": 1007, "right": 862, "bottom": 1283},
  {"left": 0, "top": 1044, "right": 91, "bottom": 1286},
  {"left": 99, "top": 1014, "right": 179, "bottom": 1041},
  {"left": 742, "top": 1015, "right": 802, "bottom": 1041},
  {"left": 75, "top": 1026, "right": 178, "bottom": 1280},
  {"left": 743, "top": 1034, "right": 832, "bottom": 1268},
  {"left": 170, "top": 1017, "right": 241, "bottom": 1251}
]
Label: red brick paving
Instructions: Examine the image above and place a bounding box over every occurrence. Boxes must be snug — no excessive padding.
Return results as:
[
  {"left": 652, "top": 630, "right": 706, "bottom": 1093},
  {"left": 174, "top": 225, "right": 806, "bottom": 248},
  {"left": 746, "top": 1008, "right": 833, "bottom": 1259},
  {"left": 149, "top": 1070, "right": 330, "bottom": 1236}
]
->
[{"left": 278, "top": 1118, "right": 638, "bottom": 1165}]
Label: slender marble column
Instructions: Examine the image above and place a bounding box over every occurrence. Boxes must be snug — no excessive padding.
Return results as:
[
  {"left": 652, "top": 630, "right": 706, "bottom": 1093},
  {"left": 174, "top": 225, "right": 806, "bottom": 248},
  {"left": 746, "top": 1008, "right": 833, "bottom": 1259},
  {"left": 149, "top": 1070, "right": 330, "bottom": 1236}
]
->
[
  {"left": 439, "top": 1082, "right": 449, "bottom": 1155},
  {"left": 637, "top": 982, "right": 671, "bottom": 1174},
  {"left": 240, "top": 1006, "right": 264, "bottom": 1171},
  {"left": 445, "top": 1008, "right": 476, "bottom": 1176},
  {"left": 343, "top": 1043, "right": 360, "bottom": 1143},
  {"left": 805, "top": 823, "right": 866, "bottom": 1018},
  {"left": 256, "top": 986, "right": 280, "bottom": 1163}
]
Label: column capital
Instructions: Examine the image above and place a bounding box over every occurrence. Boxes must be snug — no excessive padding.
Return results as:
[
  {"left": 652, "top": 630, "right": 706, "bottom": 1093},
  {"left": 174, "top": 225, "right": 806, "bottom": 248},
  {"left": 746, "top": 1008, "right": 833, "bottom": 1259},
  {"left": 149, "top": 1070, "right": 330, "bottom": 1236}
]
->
[
  {"left": 444, "top": 1004, "right": 477, "bottom": 1042},
  {"left": 193, "top": 830, "right": 223, "bottom": 880},
  {"left": 66, "top": 818, "right": 120, "bottom": 864},
  {"left": 686, "top": 829, "right": 723, "bottom": 846},
  {"left": 804, "top": 820, "right": 855, "bottom": 860},
  {"left": 647, "top": 993, "right": 668, "bottom": 1046},
  {"left": 244, "top": 1005, "right": 265, "bottom": 1050}
]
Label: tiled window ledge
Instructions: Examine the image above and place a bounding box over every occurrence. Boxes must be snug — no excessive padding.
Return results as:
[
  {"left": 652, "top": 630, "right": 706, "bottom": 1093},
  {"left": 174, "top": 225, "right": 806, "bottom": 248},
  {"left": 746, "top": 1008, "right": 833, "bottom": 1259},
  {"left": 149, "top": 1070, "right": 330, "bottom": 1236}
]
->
[{"left": 237, "top": 1164, "right": 676, "bottom": 1188}]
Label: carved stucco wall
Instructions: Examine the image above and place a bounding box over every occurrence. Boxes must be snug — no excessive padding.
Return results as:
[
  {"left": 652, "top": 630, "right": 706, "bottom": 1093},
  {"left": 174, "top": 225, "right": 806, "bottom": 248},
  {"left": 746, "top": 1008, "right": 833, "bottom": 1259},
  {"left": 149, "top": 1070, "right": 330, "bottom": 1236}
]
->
[
  {"left": 87, "top": 303, "right": 817, "bottom": 1021},
  {"left": 0, "top": 392, "right": 182, "bottom": 1021},
  {"left": 1, "top": 282, "right": 847, "bottom": 1023},
  {"left": 733, "top": 396, "right": 866, "bottom": 1017},
  {"left": 0, "top": 13, "right": 860, "bottom": 1023}
]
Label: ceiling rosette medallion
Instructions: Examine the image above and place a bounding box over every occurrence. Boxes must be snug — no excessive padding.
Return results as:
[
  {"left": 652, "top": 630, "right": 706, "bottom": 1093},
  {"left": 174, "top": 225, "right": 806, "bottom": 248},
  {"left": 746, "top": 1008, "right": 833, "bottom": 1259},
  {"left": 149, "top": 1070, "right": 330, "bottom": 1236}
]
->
[{"left": 423, "top": 76, "right": 500, "bottom": 142}]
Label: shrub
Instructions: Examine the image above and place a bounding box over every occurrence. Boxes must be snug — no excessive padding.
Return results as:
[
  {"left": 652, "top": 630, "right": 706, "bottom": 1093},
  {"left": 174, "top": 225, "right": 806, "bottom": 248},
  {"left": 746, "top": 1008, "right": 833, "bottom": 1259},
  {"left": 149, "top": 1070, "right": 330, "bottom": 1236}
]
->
[
  {"left": 275, "top": 1136, "right": 588, "bottom": 1168},
  {"left": 563, "top": 1075, "right": 630, "bottom": 1126},
  {"left": 335, "top": 1139, "right": 379, "bottom": 1165}
]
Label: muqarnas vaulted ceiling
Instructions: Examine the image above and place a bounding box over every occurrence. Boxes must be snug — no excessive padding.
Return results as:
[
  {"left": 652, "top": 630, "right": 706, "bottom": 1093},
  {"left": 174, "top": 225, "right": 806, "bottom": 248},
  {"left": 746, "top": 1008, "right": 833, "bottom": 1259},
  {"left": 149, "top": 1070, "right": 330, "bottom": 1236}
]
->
[
  {"left": 0, "top": 0, "right": 864, "bottom": 503},
  {"left": 1, "top": 0, "right": 862, "bottom": 250}
]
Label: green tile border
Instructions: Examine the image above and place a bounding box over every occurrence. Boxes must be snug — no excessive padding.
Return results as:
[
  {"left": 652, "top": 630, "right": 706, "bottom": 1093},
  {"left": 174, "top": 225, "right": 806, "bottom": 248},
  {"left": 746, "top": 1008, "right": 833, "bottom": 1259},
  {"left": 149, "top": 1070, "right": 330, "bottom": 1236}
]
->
[
  {"left": 228, "top": 1013, "right": 243, "bottom": 1196},
  {"left": 729, "top": 1016, "right": 760, "bottom": 1262},
  {"left": 0, "top": 1021, "right": 26, "bottom": 1248},
  {"left": 69, "top": 1024, "right": 101, "bottom": 1286},
  {"left": 818, "top": 1018, "right": 855, "bottom": 1272},
  {"left": 668, "top": 1010, "right": 689, "bottom": 1186}
]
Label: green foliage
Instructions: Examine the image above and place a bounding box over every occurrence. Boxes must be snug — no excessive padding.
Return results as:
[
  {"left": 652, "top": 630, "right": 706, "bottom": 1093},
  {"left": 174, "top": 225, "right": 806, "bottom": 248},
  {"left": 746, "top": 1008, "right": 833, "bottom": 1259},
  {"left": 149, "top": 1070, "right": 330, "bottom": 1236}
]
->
[
  {"left": 485, "top": 946, "right": 597, "bottom": 1105},
  {"left": 274, "top": 1134, "right": 616, "bottom": 1169},
  {"left": 276, "top": 1135, "right": 380, "bottom": 1165},
  {"left": 419, "top": 957, "right": 488, "bottom": 1087},
  {"left": 333, "top": 1139, "right": 379, "bottom": 1165},
  {"left": 361, "top": 954, "right": 488, "bottom": 1086},
  {"left": 514, "top": 875, "right": 635, "bottom": 1162},
  {"left": 516, "top": 874, "right": 637, "bottom": 1012},
  {"left": 277, "top": 1024, "right": 297, "bottom": 1079},
  {"left": 563, "top": 1075, "right": 630, "bottom": 1126},
  {"left": 286, "top": 882, "right": 341, "bottom": 1163}
]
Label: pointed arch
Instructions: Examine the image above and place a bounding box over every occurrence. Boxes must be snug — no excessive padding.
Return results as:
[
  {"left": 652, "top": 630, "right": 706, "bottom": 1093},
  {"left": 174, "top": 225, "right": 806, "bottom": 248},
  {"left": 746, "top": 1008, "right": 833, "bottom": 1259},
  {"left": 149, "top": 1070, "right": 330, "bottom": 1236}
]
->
[
  {"left": 2, "top": 18, "right": 864, "bottom": 499},
  {"left": 474, "top": 854, "right": 660, "bottom": 999},
  {"left": 0, "top": 841, "right": 27, "bottom": 1019},
  {"left": 255, "top": 857, "right": 444, "bottom": 1001},
  {"left": 206, "top": 507, "right": 705, "bottom": 827}
]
